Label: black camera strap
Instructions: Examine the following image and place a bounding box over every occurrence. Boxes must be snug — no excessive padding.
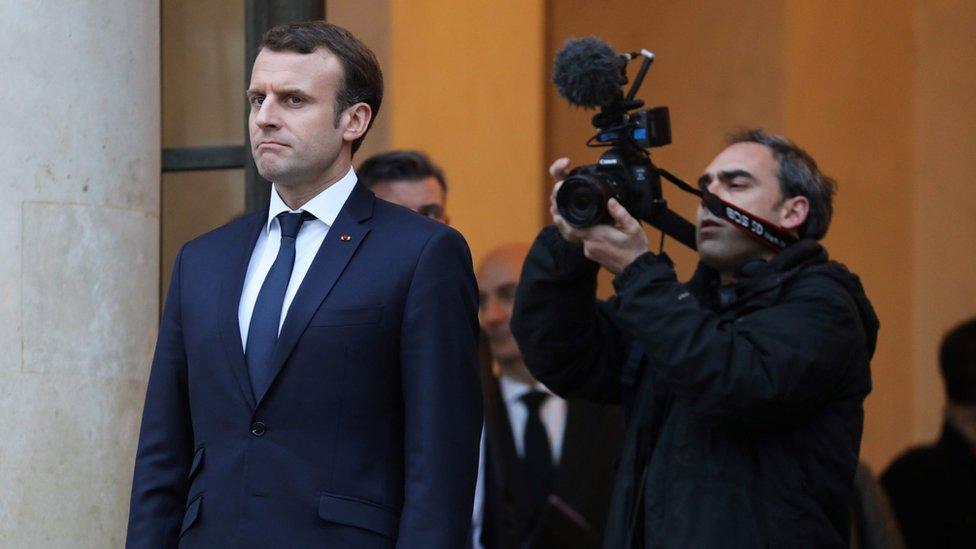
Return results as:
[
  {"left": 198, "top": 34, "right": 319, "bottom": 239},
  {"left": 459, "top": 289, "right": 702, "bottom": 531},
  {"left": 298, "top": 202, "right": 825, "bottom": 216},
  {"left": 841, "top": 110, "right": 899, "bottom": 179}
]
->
[
  {"left": 700, "top": 190, "right": 798, "bottom": 252},
  {"left": 656, "top": 168, "right": 798, "bottom": 253}
]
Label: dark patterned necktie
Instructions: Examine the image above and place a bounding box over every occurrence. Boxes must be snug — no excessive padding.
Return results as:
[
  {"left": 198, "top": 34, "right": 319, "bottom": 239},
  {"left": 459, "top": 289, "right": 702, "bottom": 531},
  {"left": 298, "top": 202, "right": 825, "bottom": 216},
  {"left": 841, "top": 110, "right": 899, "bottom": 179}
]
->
[
  {"left": 245, "top": 211, "right": 313, "bottom": 400},
  {"left": 521, "top": 390, "right": 554, "bottom": 508}
]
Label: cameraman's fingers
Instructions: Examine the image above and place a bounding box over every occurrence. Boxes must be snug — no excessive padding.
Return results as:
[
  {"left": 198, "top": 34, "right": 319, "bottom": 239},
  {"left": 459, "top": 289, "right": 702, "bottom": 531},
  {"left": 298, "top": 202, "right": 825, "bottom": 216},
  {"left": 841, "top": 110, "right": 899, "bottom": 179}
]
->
[
  {"left": 608, "top": 198, "right": 641, "bottom": 234},
  {"left": 575, "top": 223, "right": 614, "bottom": 242},
  {"left": 549, "top": 195, "right": 583, "bottom": 244},
  {"left": 549, "top": 158, "right": 571, "bottom": 181},
  {"left": 551, "top": 180, "right": 564, "bottom": 202}
]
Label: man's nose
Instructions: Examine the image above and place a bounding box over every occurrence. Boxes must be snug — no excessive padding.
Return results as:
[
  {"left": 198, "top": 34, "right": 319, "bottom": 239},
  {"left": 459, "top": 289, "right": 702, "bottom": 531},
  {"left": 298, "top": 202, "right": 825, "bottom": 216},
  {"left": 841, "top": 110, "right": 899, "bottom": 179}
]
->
[
  {"left": 483, "top": 298, "right": 509, "bottom": 327},
  {"left": 705, "top": 178, "right": 722, "bottom": 196},
  {"left": 254, "top": 98, "right": 280, "bottom": 129}
]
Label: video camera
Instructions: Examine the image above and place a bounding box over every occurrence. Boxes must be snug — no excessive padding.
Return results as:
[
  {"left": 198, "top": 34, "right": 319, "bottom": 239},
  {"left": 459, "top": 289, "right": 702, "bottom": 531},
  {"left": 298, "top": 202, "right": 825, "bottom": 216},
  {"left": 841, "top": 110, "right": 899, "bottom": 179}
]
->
[
  {"left": 553, "top": 37, "right": 698, "bottom": 250},
  {"left": 552, "top": 37, "right": 799, "bottom": 253}
]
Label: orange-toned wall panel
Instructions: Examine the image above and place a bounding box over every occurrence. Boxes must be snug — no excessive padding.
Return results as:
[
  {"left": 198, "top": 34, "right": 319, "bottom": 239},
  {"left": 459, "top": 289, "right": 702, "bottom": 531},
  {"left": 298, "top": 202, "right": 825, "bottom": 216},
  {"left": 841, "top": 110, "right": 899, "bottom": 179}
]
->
[
  {"left": 911, "top": 1, "right": 976, "bottom": 446},
  {"left": 783, "top": 0, "right": 917, "bottom": 471},
  {"left": 388, "top": 0, "right": 546, "bottom": 264}
]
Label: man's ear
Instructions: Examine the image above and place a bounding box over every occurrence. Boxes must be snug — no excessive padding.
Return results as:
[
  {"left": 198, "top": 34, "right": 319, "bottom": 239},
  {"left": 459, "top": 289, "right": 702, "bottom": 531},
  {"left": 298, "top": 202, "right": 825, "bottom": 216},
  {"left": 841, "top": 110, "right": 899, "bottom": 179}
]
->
[
  {"left": 340, "top": 102, "right": 372, "bottom": 143},
  {"left": 779, "top": 195, "right": 809, "bottom": 233}
]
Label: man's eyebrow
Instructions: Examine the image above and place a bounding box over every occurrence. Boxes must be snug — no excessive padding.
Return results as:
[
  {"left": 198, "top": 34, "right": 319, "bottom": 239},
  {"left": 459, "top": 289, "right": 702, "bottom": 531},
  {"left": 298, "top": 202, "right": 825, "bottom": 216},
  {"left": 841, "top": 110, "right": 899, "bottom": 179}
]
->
[
  {"left": 245, "top": 87, "right": 307, "bottom": 97},
  {"left": 717, "top": 169, "right": 755, "bottom": 182},
  {"left": 275, "top": 87, "right": 308, "bottom": 96}
]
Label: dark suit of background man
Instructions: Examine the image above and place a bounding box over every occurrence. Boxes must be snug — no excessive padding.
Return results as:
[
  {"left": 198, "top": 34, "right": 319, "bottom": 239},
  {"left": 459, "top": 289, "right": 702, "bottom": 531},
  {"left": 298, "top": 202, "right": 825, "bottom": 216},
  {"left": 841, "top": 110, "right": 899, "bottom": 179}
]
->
[
  {"left": 355, "top": 147, "right": 624, "bottom": 549},
  {"left": 882, "top": 316, "right": 976, "bottom": 548},
  {"left": 512, "top": 131, "right": 877, "bottom": 547},
  {"left": 476, "top": 244, "right": 623, "bottom": 549},
  {"left": 126, "top": 22, "right": 482, "bottom": 548}
]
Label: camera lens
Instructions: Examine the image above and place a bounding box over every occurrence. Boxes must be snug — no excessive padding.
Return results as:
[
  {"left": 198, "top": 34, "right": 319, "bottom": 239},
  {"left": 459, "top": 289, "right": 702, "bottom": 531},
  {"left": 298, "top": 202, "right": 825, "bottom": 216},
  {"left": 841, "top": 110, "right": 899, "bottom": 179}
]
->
[
  {"left": 571, "top": 193, "right": 592, "bottom": 211},
  {"left": 556, "top": 174, "right": 611, "bottom": 228}
]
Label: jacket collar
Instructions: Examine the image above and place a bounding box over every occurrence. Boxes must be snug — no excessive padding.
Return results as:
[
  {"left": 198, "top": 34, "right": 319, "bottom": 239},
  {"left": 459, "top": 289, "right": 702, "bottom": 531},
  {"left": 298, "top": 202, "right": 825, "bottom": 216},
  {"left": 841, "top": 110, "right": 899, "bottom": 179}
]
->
[
  {"left": 264, "top": 168, "right": 358, "bottom": 232},
  {"left": 686, "top": 239, "right": 828, "bottom": 312},
  {"left": 219, "top": 183, "right": 376, "bottom": 409}
]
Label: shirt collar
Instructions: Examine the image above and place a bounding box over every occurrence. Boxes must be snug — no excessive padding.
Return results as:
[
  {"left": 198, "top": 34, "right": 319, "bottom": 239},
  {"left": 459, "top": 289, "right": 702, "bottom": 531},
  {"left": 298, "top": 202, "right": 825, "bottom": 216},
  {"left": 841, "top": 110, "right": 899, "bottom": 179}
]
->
[
  {"left": 498, "top": 371, "right": 552, "bottom": 407},
  {"left": 265, "top": 167, "right": 358, "bottom": 233}
]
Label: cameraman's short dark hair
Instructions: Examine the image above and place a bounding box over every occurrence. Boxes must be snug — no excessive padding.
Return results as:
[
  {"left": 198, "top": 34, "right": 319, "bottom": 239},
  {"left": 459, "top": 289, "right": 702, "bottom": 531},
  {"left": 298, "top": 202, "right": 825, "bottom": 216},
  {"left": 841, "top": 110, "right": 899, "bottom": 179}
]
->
[
  {"left": 728, "top": 129, "right": 836, "bottom": 240},
  {"left": 357, "top": 150, "right": 447, "bottom": 193},
  {"left": 261, "top": 21, "right": 383, "bottom": 155},
  {"left": 940, "top": 316, "right": 976, "bottom": 404}
]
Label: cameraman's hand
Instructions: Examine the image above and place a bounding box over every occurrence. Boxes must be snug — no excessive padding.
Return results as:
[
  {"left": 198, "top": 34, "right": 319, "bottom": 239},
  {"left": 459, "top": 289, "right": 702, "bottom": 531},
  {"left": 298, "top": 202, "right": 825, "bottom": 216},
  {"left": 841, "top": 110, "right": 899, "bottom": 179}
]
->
[
  {"left": 547, "top": 158, "right": 649, "bottom": 271},
  {"left": 575, "top": 198, "right": 649, "bottom": 275},
  {"left": 548, "top": 158, "right": 582, "bottom": 244}
]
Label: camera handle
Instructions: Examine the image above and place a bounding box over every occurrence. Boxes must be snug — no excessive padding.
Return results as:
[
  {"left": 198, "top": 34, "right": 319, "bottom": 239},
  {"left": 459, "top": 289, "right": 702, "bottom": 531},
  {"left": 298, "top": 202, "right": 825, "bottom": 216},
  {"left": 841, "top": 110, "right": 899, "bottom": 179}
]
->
[{"left": 641, "top": 201, "right": 698, "bottom": 251}]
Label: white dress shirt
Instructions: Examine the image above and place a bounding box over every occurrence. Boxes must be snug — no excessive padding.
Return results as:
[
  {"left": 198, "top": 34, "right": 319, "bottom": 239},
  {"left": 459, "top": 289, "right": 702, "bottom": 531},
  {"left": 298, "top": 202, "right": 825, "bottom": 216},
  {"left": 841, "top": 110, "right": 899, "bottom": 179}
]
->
[
  {"left": 470, "top": 427, "right": 487, "bottom": 549},
  {"left": 498, "top": 374, "right": 567, "bottom": 463},
  {"left": 238, "top": 169, "right": 358, "bottom": 348}
]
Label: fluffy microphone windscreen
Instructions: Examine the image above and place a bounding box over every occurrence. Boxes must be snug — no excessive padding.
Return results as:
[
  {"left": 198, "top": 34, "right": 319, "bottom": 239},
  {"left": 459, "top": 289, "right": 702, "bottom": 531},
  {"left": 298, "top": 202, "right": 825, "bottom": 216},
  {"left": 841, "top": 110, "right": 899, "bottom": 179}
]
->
[{"left": 552, "top": 36, "right": 625, "bottom": 108}]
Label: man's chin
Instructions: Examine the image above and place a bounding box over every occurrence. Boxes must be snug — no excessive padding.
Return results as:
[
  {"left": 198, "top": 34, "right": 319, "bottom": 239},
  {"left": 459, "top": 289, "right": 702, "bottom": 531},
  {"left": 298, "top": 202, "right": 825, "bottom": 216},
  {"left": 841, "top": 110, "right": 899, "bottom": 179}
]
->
[
  {"left": 256, "top": 159, "right": 291, "bottom": 183},
  {"left": 696, "top": 239, "right": 722, "bottom": 263},
  {"left": 489, "top": 346, "right": 521, "bottom": 364},
  {"left": 697, "top": 240, "right": 736, "bottom": 272}
]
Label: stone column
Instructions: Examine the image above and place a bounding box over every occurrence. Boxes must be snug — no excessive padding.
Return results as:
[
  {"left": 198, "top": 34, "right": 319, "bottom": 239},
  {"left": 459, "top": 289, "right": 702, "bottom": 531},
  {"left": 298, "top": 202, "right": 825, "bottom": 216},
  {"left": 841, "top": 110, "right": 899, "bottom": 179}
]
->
[{"left": 0, "top": 2, "right": 160, "bottom": 547}]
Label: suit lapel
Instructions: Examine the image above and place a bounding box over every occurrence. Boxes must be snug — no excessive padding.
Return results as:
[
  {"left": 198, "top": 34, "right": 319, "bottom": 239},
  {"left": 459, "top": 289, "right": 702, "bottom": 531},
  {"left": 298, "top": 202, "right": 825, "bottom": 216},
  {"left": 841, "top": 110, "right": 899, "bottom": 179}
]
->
[
  {"left": 484, "top": 374, "right": 538, "bottom": 537},
  {"left": 253, "top": 184, "right": 375, "bottom": 406},
  {"left": 218, "top": 210, "right": 266, "bottom": 409}
]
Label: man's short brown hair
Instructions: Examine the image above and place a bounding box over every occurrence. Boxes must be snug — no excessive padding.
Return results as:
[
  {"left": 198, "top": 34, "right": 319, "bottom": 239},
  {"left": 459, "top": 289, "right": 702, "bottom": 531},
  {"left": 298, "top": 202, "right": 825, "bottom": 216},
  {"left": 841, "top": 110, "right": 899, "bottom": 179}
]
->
[
  {"left": 728, "top": 129, "right": 837, "bottom": 240},
  {"left": 261, "top": 21, "right": 383, "bottom": 155}
]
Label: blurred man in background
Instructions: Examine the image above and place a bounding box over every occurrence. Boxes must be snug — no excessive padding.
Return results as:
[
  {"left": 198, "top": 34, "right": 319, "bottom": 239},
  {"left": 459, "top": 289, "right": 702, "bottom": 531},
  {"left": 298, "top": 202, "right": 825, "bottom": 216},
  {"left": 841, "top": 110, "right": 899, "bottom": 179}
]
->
[
  {"left": 882, "top": 316, "right": 976, "bottom": 548},
  {"left": 358, "top": 149, "right": 449, "bottom": 223},
  {"left": 477, "top": 243, "right": 623, "bottom": 549}
]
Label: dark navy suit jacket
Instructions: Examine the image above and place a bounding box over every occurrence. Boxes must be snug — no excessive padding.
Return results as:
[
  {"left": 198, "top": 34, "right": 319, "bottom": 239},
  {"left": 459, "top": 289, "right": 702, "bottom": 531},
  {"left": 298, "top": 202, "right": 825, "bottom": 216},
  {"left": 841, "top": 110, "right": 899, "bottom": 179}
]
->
[{"left": 126, "top": 184, "right": 483, "bottom": 548}]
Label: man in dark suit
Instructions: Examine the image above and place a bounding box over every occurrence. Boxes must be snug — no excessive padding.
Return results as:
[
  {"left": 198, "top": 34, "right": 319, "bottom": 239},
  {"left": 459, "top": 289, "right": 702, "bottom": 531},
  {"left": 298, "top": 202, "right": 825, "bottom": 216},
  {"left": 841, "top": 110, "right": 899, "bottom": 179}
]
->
[
  {"left": 126, "top": 22, "right": 482, "bottom": 548},
  {"left": 358, "top": 150, "right": 450, "bottom": 224},
  {"left": 475, "top": 244, "right": 623, "bottom": 549},
  {"left": 882, "top": 316, "right": 976, "bottom": 548}
]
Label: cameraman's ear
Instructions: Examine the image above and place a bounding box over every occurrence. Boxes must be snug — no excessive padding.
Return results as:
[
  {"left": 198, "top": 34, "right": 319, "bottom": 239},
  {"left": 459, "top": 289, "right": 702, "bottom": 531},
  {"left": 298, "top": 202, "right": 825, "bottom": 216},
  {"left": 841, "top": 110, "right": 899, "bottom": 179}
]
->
[{"left": 779, "top": 195, "right": 809, "bottom": 233}]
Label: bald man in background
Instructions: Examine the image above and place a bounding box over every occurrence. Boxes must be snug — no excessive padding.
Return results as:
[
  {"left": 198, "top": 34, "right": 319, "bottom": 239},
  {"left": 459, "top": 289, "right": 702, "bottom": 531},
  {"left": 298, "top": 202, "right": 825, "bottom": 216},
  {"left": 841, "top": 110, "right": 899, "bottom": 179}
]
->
[{"left": 476, "top": 244, "right": 623, "bottom": 549}]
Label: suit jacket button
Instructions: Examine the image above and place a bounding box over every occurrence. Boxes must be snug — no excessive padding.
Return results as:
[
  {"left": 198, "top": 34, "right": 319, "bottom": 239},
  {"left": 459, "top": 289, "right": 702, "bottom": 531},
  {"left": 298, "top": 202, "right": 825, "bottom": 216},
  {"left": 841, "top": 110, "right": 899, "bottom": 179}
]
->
[{"left": 250, "top": 421, "right": 266, "bottom": 437}]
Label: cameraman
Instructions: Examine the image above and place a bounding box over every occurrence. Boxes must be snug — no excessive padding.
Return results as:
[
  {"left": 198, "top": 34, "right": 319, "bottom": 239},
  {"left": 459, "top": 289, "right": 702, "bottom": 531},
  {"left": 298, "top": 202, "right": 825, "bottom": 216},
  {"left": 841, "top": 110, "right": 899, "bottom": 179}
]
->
[{"left": 511, "top": 129, "right": 878, "bottom": 547}]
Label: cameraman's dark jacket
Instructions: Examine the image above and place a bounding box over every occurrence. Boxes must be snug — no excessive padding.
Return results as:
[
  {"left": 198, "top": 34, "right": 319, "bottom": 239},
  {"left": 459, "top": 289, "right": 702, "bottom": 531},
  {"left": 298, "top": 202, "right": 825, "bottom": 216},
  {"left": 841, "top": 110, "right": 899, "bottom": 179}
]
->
[{"left": 511, "top": 227, "right": 877, "bottom": 548}]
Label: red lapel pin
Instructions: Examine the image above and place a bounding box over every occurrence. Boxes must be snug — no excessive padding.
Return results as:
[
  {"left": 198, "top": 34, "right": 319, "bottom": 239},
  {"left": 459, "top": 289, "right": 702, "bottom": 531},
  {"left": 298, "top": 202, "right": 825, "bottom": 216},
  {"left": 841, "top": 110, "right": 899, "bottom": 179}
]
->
[{"left": 339, "top": 234, "right": 352, "bottom": 242}]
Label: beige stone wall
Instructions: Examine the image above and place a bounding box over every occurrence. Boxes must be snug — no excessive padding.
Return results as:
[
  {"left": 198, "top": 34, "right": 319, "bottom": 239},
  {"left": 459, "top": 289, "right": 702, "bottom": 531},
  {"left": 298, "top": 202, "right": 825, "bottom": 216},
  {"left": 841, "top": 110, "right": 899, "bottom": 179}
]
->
[{"left": 0, "top": 2, "right": 160, "bottom": 546}]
